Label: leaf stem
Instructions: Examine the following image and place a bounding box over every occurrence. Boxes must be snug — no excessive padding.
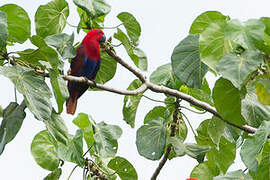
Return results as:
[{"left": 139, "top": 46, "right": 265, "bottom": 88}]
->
[
  {"left": 142, "top": 94, "right": 165, "bottom": 103},
  {"left": 179, "top": 106, "right": 207, "bottom": 114},
  {"left": 67, "top": 165, "right": 78, "bottom": 180},
  {"left": 181, "top": 112, "right": 197, "bottom": 137}
]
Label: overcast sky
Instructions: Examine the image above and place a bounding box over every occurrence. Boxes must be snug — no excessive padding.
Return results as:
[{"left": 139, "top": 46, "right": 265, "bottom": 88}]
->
[{"left": 0, "top": 0, "right": 270, "bottom": 179}]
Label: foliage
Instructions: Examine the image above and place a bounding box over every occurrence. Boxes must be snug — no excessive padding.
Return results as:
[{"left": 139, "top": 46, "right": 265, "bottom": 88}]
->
[{"left": 0, "top": 0, "right": 270, "bottom": 180}]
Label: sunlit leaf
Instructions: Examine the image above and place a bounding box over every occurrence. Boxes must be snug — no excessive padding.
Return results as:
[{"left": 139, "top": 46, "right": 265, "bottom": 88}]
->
[
  {"left": 44, "top": 168, "right": 62, "bottom": 180},
  {"left": 0, "top": 4, "right": 30, "bottom": 43},
  {"left": 108, "top": 156, "right": 138, "bottom": 180},
  {"left": 214, "top": 170, "right": 252, "bottom": 180},
  {"left": 35, "top": 0, "right": 69, "bottom": 38},
  {"left": 171, "top": 34, "right": 208, "bottom": 89},
  {"left": 224, "top": 19, "right": 265, "bottom": 50},
  {"left": 190, "top": 161, "right": 220, "bottom": 180},
  {"left": 255, "top": 78, "right": 270, "bottom": 105},
  {"left": 94, "top": 121, "right": 122, "bottom": 157},
  {"left": 136, "top": 117, "right": 167, "bottom": 160},
  {"left": 73, "top": 113, "right": 94, "bottom": 148},
  {"left": 31, "top": 130, "right": 60, "bottom": 171},
  {"left": 207, "top": 116, "right": 226, "bottom": 145},
  {"left": 117, "top": 12, "right": 141, "bottom": 45}
]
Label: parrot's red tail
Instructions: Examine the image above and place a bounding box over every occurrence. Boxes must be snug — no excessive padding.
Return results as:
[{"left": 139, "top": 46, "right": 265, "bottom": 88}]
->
[{"left": 66, "top": 93, "right": 78, "bottom": 115}]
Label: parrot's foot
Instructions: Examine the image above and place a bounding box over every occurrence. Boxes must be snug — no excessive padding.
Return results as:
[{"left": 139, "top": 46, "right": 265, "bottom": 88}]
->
[{"left": 83, "top": 77, "right": 96, "bottom": 88}]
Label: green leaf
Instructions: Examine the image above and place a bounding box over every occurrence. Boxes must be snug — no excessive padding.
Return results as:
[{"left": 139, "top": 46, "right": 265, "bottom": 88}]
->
[
  {"left": 0, "top": 105, "right": 3, "bottom": 117},
  {"left": 74, "top": 0, "right": 111, "bottom": 19},
  {"left": 44, "top": 110, "right": 68, "bottom": 145},
  {"left": 56, "top": 130, "right": 84, "bottom": 167},
  {"left": 108, "top": 156, "right": 138, "bottom": 180},
  {"left": 180, "top": 78, "right": 214, "bottom": 110},
  {"left": 199, "top": 21, "right": 232, "bottom": 71},
  {"left": 207, "top": 116, "right": 226, "bottom": 145},
  {"left": 249, "top": 141, "right": 270, "bottom": 180},
  {"left": 167, "top": 137, "right": 185, "bottom": 157},
  {"left": 190, "top": 11, "right": 227, "bottom": 34},
  {"left": 224, "top": 19, "right": 265, "bottom": 50},
  {"left": 255, "top": 78, "right": 270, "bottom": 105},
  {"left": 0, "top": 11, "right": 8, "bottom": 47},
  {"left": 114, "top": 29, "right": 146, "bottom": 71},
  {"left": 171, "top": 34, "right": 208, "bottom": 89},
  {"left": 94, "top": 121, "right": 122, "bottom": 157},
  {"left": 240, "top": 121, "right": 270, "bottom": 172},
  {"left": 117, "top": 12, "right": 141, "bottom": 45},
  {"left": 35, "top": 0, "right": 69, "bottom": 38},
  {"left": 136, "top": 117, "right": 167, "bottom": 160},
  {"left": 0, "top": 4, "right": 30, "bottom": 43},
  {"left": 214, "top": 170, "right": 252, "bottom": 180},
  {"left": 0, "top": 66, "right": 52, "bottom": 121},
  {"left": 184, "top": 143, "right": 211, "bottom": 162},
  {"left": 150, "top": 63, "right": 182, "bottom": 90},
  {"left": 216, "top": 51, "right": 263, "bottom": 89},
  {"left": 31, "top": 130, "right": 60, "bottom": 171},
  {"left": 144, "top": 106, "right": 166, "bottom": 124},
  {"left": 242, "top": 86, "right": 270, "bottom": 128},
  {"left": 190, "top": 161, "right": 220, "bottom": 180},
  {"left": 73, "top": 113, "right": 94, "bottom": 148},
  {"left": 0, "top": 101, "right": 26, "bottom": 155},
  {"left": 45, "top": 33, "right": 75, "bottom": 59},
  {"left": 195, "top": 119, "right": 214, "bottom": 146},
  {"left": 212, "top": 78, "right": 246, "bottom": 126},
  {"left": 48, "top": 70, "right": 68, "bottom": 113},
  {"left": 206, "top": 136, "right": 236, "bottom": 173},
  {"left": 94, "top": 50, "right": 117, "bottom": 84},
  {"left": 44, "top": 168, "right": 62, "bottom": 180},
  {"left": 123, "top": 79, "right": 145, "bottom": 128},
  {"left": 134, "top": 48, "right": 147, "bottom": 71}
]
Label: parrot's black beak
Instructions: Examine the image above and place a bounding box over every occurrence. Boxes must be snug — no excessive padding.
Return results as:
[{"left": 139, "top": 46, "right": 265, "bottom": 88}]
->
[{"left": 99, "top": 34, "right": 106, "bottom": 43}]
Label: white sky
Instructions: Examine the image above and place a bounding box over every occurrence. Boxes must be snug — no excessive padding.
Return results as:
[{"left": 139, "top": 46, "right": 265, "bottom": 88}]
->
[{"left": 0, "top": 0, "right": 270, "bottom": 179}]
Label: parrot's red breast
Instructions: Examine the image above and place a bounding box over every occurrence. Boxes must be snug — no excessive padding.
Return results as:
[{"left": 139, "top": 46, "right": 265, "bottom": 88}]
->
[{"left": 66, "top": 29, "right": 106, "bottom": 115}]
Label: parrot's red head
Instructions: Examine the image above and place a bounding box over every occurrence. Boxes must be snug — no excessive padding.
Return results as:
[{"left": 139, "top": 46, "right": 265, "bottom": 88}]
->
[{"left": 82, "top": 29, "right": 106, "bottom": 61}]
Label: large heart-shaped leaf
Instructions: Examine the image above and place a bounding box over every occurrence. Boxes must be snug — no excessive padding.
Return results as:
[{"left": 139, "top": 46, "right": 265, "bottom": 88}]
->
[
  {"left": 0, "top": 66, "right": 52, "bottom": 121},
  {"left": 190, "top": 161, "right": 220, "bottom": 180},
  {"left": 171, "top": 34, "right": 208, "bottom": 89},
  {"left": 0, "top": 4, "right": 30, "bottom": 43},
  {"left": 73, "top": 0, "right": 111, "bottom": 19},
  {"left": 94, "top": 121, "right": 122, "bottom": 157},
  {"left": 31, "top": 130, "right": 60, "bottom": 171},
  {"left": 216, "top": 51, "right": 263, "bottom": 89},
  {"left": 136, "top": 117, "right": 167, "bottom": 160},
  {"left": 35, "top": 0, "right": 69, "bottom": 38},
  {"left": 224, "top": 19, "right": 265, "bottom": 50}
]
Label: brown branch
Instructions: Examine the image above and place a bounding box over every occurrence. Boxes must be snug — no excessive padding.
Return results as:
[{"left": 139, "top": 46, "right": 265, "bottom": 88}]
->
[
  {"left": 86, "top": 159, "right": 109, "bottom": 180},
  {"left": 151, "top": 100, "right": 180, "bottom": 180}
]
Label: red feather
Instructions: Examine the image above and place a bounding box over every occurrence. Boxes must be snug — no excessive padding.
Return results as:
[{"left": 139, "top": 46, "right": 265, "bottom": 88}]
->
[{"left": 66, "top": 29, "right": 105, "bottom": 115}]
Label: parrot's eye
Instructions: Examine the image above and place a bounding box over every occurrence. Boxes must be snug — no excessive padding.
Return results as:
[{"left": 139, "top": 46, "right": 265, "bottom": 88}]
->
[{"left": 97, "top": 30, "right": 101, "bottom": 33}]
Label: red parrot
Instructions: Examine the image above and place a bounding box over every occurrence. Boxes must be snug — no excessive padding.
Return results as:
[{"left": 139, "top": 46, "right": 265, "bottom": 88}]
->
[{"left": 66, "top": 29, "right": 106, "bottom": 115}]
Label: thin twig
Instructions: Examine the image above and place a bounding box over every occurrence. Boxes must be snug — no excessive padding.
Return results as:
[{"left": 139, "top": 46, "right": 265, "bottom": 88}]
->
[
  {"left": 67, "top": 165, "right": 78, "bottom": 180},
  {"left": 181, "top": 112, "right": 197, "bottom": 137},
  {"left": 14, "top": 86, "right": 17, "bottom": 103},
  {"left": 142, "top": 95, "right": 165, "bottom": 103},
  {"left": 151, "top": 99, "right": 180, "bottom": 180},
  {"left": 180, "top": 106, "right": 207, "bottom": 114},
  {"left": 102, "top": 23, "right": 123, "bottom": 29}
]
